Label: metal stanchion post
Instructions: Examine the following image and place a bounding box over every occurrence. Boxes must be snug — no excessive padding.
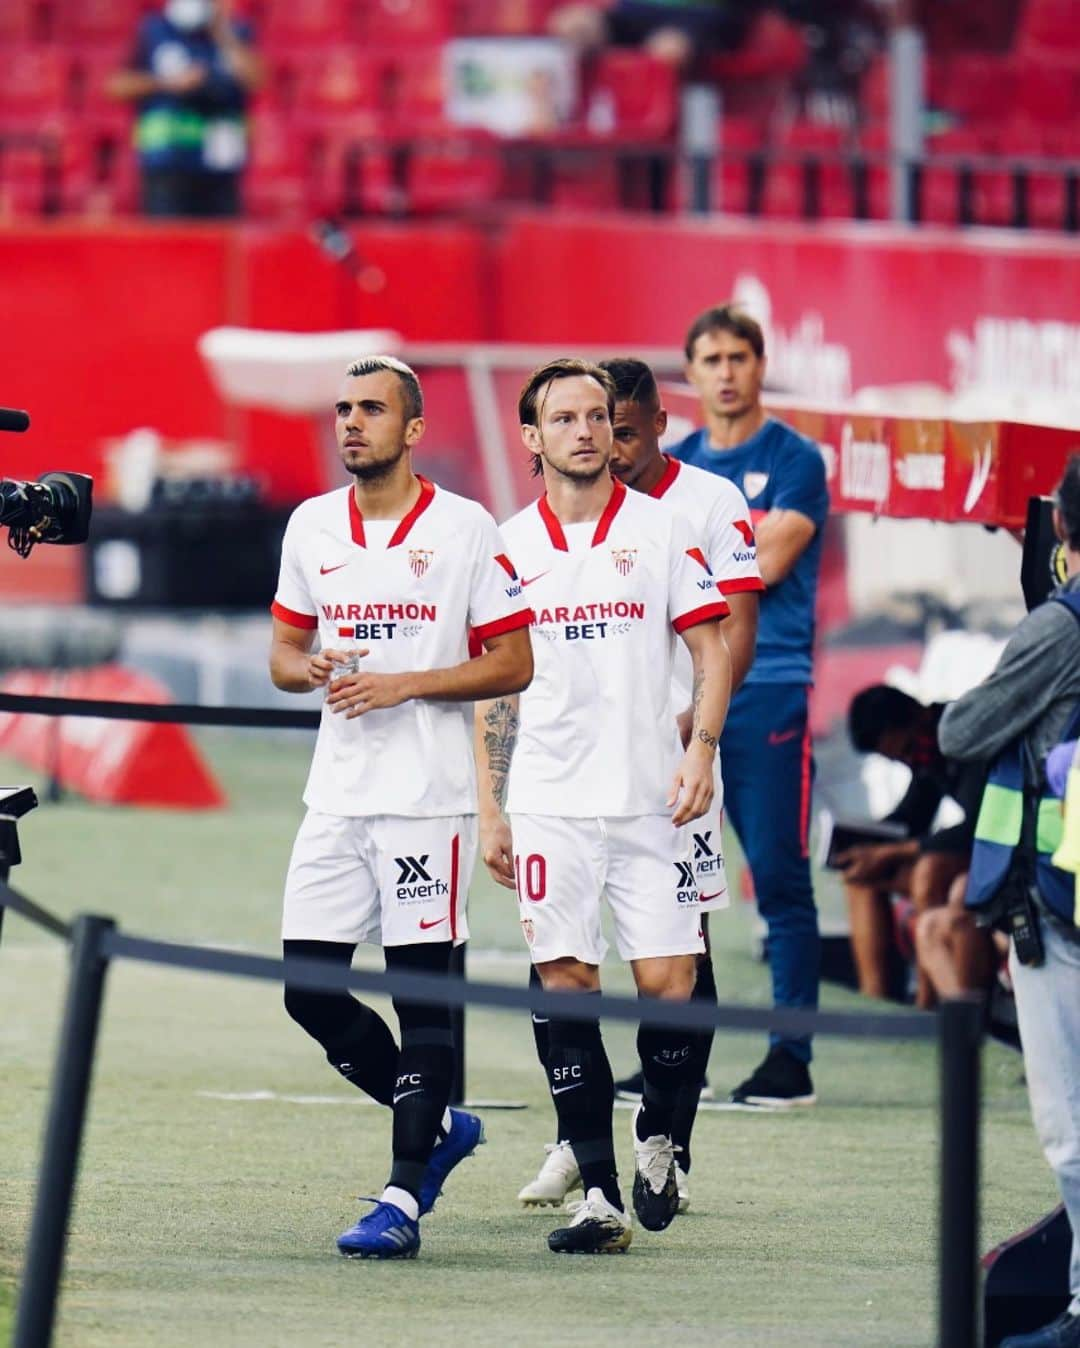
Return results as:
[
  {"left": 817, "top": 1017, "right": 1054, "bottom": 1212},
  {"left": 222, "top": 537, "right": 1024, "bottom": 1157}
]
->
[
  {"left": 14, "top": 914, "right": 115, "bottom": 1348},
  {"left": 938, "top": 996, "right": 983, "bottom": 1348}
]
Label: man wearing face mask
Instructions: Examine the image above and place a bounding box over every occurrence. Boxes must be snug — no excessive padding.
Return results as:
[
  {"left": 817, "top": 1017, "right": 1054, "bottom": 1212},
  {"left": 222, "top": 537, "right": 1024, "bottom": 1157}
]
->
[
  {"left": 109, "top": 0, "right": 262, "bottom": 218},
  {"left": 841, "top": 685, "right": 988, "bottom": 1009}
]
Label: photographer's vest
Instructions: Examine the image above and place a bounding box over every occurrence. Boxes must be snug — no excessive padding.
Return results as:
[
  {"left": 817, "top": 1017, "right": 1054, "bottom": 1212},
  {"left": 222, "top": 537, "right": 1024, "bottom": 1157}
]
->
[{"left": 965, "top": 591, "right": 1080, "bottom": 928}]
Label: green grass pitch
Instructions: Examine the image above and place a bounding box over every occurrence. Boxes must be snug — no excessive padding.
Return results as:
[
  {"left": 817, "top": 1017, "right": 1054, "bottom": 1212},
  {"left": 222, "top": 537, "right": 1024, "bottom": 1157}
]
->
[{"left": 0, "top": 730, "right": 1060, "bottom": 1346}]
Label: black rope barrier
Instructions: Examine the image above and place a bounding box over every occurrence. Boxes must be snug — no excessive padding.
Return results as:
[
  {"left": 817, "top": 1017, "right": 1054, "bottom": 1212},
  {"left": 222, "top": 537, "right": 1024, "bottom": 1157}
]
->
[
  {"left": 0, "top": 691, "right": 319, "bottom": 730},
  {"left": 0, "top": 883, "right": 70, "bottom": 940},
  {"left": 101, "top": 925, "right": 937, "bottom": 1040}
]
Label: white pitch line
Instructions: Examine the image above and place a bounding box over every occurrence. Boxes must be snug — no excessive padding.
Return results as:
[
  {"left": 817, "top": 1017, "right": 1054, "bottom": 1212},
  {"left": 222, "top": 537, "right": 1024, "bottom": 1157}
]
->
[{"left": 197, "top": 1090, "right": 378, "bottom": 1106}]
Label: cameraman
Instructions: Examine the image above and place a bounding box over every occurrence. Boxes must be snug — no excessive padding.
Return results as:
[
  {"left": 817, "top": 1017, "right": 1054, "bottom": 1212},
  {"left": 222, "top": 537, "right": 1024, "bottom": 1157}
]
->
[{"left": 938, "top": 454, "right": 1080, "bottom": 1348}]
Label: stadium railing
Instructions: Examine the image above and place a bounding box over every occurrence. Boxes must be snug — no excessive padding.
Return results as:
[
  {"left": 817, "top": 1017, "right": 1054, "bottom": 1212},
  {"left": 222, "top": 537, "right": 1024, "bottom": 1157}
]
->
[{"left": 0, "top": 689, "right": 982, "bottom": 1348}]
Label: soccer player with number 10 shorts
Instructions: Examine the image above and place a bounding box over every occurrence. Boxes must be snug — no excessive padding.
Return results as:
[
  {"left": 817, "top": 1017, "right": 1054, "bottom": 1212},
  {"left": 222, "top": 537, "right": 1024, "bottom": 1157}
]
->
[
  {"left": 269, "top": 356, "right": 533, "bottom": 1260},
  {"left": 475, "top": 359, "right": 732, "bottom": 1254}
]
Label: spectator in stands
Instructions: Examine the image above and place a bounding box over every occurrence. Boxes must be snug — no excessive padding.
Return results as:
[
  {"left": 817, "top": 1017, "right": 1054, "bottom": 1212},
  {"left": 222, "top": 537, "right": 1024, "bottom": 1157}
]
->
[
  {"left": 842, "top": 684, "right": 987, "bottom": 1008},
  {"left": 939, "top": 455, "right": 1080, "bottom": 1348},
  {"left": 109, "top": 0, "right": 262, "bottom": 218},
  {"left": 548, "top": 1, "right": 753, "bottom": 72}
]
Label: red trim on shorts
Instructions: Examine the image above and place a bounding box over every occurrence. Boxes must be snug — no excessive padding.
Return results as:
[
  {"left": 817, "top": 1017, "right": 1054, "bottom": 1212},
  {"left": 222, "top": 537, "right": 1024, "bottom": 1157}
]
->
[
  {"left": 471, "top": 609, "right": 534, "bottom": 644},
  {"left": 388, "top": 475, "right": 436, "bottom": 547},
  {"left": 537, "top": 495, "right": 569, "bottom": 551},
  {"left": 591, "top": 478, "right": 626, "bottom": 545},
  {"left": 647, "top": 455, "right": 681, "bottom": 499},
  {"left": 719, "top": 576, "right": 766, "bottom": 594},
  {"left": 672, "top": 601, "right": 729, "bottom": 633},
  {"left": 449, "top": 832, "right": 460, "bottom": 941},
  {"left": 270, "top": 601, "right": 318, "bottom": 630},
  {"left": 799, "top": 715, "right": 813, "bottom": 859}
]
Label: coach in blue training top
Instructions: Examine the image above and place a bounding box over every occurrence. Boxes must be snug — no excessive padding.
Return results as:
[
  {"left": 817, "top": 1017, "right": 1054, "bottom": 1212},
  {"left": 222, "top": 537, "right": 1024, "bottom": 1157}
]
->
[{"left": 672, "top": 303, "right": 829, "bottom": 1108}]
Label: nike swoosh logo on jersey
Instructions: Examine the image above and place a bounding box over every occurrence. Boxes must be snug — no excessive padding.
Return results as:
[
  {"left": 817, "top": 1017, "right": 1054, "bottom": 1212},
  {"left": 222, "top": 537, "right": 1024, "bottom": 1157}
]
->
[
  {"left": 767, "top": 728, "right": 801, "bottom": 745},
  {"left": 698, "top": 889, "right": 727, "bottom": 902},
  {"left": 552, "top": 1082, "right": 584, "bottom": 1095},
  {"left": 419, "top": 916, "right": 448, "bottom": 930},
  {"left": 320, "top": 561, "right": 349, "bottom": 575},
  {"left": 521, "top": 571, "right": 550, "bottom": 587},
  {"left": 393, "top": 1089, "right": 424, "bottom": 1103}
]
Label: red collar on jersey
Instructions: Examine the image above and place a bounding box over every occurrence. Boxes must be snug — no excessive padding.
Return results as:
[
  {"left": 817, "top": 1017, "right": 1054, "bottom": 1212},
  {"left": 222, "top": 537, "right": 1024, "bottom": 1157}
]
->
[
  {"left": 648, "top": 454, "right": 681, "bottom": 499},
  {"left": 348, "top": 474, "right": 436, "bottom": 548},
  {"left": 536, "top": 478, "right": 626, "bottom": 552}
]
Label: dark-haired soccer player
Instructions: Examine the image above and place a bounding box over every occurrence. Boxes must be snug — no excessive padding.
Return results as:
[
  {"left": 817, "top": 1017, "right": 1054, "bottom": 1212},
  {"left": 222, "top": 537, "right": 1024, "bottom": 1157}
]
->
[
  {"left": 516, "top": 357, "right": 762, "bottom": 1214},
  {"left": 476, "top": 358, "right": 731, "bottom": 1253},
  {"left": 673, "top": 304, "right": 829, "bottom": 1109},
  {"left": 270, "top": 355, "right": 533, "bottom": 1260}
]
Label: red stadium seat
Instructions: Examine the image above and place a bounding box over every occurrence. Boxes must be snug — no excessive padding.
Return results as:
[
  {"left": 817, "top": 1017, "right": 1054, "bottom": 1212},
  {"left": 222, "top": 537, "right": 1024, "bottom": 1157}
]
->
[
  {"left": 391, "top": 45, "right": 448, "bottom": 135},
  {"left": 773, "top": 122, "right": 853, "bottom": 220},
  {"left": 0, "top": 0, "right": 51, "bottom": 42},
  {"left": 859, "top": 56, "right": 889, "bottom": 124},
  {"left": 0, "top": 45, "right": 74, "bottom": 130},
  {"left": 706, "top": 10, "right": 807, "bottom": 81},
  {"left": 1017, "top": 0, "right": 1080, "bottom": 54},
  {"left": 712, "top": 116, "right": 764, "bottom": 216},
  {"left": 927, "top": 53, "right": 1015, "bottom": 128},
  {"left": 260, "top": 0, "right": 352, "bottom": 49},
  {"left": 53, "top": 0, "right": 147, "bottom": 47},
  {"left": 920, "top": 129, "right": 983, "bottom": 226},
  {"left": 454, "top": 0, "right": 561, "bottom": 37},
  {"left": 244, "top": 109, "right": 308, "bottom": 219},
  {"left": 292, "top": 47, "right": 389, "bottom": 136},
  {"left": 0, "top": 143, "right": 48, "bottom": 217},
  {"left": 586, "top": 51, "right": 677, "bottom": 140},
  {"left": 69, "top": 47, "right": 131, "bottom": 138},
  {"left": 404, "top": 136, "right": 501, "bottom": 213},
  {"left": 361, "top": 0, "right": 453, "bottom": 42},
  {"left": 1013, "top": 60, "right": 1079, "bottom": 127},
  {"left": 855, "top": 123, "right": 891, "bottom": 221}
]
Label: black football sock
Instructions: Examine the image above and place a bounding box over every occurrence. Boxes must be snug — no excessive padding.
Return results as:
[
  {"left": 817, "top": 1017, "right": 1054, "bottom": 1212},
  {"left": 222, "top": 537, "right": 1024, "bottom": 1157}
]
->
[
  {"left": 528, "top": 964, "right": 559, "bottom": 1142},
  {"left": 283, "top": 940, "right": 398, "bottom": 1106},
  {"left": 386, "top": 942, "right": 455, "bottom": 1199},
  {"left": 671, "top": 954, "right": 718, "bottom": 1173},
  {"left": 546, "top": 1006, "right": 621, "bottom": 1210},
  {"left": 636, "top": 1018, "right": 695, "bottom": 1142}
]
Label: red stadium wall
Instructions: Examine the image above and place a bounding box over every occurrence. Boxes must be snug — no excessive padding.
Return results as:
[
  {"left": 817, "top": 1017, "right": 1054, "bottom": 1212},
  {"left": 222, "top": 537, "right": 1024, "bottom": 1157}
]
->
[{"left": 4, "top": 212, "right": 1080, "bottom": 515}]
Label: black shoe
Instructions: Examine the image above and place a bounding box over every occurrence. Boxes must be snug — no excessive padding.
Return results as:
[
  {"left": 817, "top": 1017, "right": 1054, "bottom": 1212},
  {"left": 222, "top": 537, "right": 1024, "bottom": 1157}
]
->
[
  {"left": 1001, "top": 1310, "right": 1080, "bottom": 1347},
  {"left": 630, "top": 1105, "right": 680, "bottom": 1232},
  {"left": 548, "top": 1189, "right": 632, "bottom": 1255},
  {"left": 728, "top": 1046, "right": 816, "bottom": 1109}
]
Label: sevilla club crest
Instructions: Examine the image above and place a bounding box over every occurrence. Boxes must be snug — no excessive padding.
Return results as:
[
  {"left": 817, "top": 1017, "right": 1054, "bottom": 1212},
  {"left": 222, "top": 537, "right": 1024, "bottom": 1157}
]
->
[
  {"left": 521, "top": 918, "right": 535, "bottom": 946},
  {"left": 409, "top": 549, "right": 434, "bottom": 578},
  {"left": 611, "top": 548, "right": 637, "bottom": 577}
]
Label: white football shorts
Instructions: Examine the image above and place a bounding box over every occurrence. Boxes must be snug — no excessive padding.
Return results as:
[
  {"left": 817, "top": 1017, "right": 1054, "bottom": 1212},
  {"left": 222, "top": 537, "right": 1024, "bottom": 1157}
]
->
[
  {"left": 281, "top": 811, "right": 476, "bottom": 947},
  {"left": 507, "top": 813, "right": 707, "bottom": 965}
]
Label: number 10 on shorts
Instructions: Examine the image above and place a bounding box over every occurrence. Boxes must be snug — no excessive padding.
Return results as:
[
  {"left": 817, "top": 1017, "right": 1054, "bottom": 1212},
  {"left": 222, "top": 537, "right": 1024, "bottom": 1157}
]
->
[{"left": 514, "top": 853, "right": 547, "bottom": 902}]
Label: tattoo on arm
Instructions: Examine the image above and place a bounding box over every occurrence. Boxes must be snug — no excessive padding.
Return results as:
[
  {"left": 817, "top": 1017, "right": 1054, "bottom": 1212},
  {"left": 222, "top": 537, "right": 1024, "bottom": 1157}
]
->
[
  {"left": 691, "top": 670, "right": 718, "bottom": 752},
  {"left": 483, "top": 698, "right": 519, "bottom": 810}
]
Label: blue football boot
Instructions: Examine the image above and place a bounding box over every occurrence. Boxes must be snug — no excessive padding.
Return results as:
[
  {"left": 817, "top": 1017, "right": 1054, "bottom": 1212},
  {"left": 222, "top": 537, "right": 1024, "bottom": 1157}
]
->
[
  {"left": 418, "top": 1109, "right": 485, "bottom": 1216},
  {"left": 337, "top": 1200, "right": 420, "bottom": 1260}
]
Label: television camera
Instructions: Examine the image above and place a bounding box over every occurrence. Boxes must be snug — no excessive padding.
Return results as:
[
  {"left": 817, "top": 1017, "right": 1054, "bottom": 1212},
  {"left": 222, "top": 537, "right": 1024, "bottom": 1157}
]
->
[{"left": 0, "top": 408, "right": 92, "bottom": 558}]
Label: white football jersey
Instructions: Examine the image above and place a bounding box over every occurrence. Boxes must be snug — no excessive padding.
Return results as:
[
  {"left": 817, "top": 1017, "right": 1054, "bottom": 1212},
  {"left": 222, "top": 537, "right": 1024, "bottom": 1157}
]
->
[
  {"left": 647, "top": 454, "right": 763, "bottom": 709},
  {"left": 500, "top": 480, "right": 728, "bottom": 818},
  {"left": 272, "top": 476, "right": 532, "bottom": 818}
]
